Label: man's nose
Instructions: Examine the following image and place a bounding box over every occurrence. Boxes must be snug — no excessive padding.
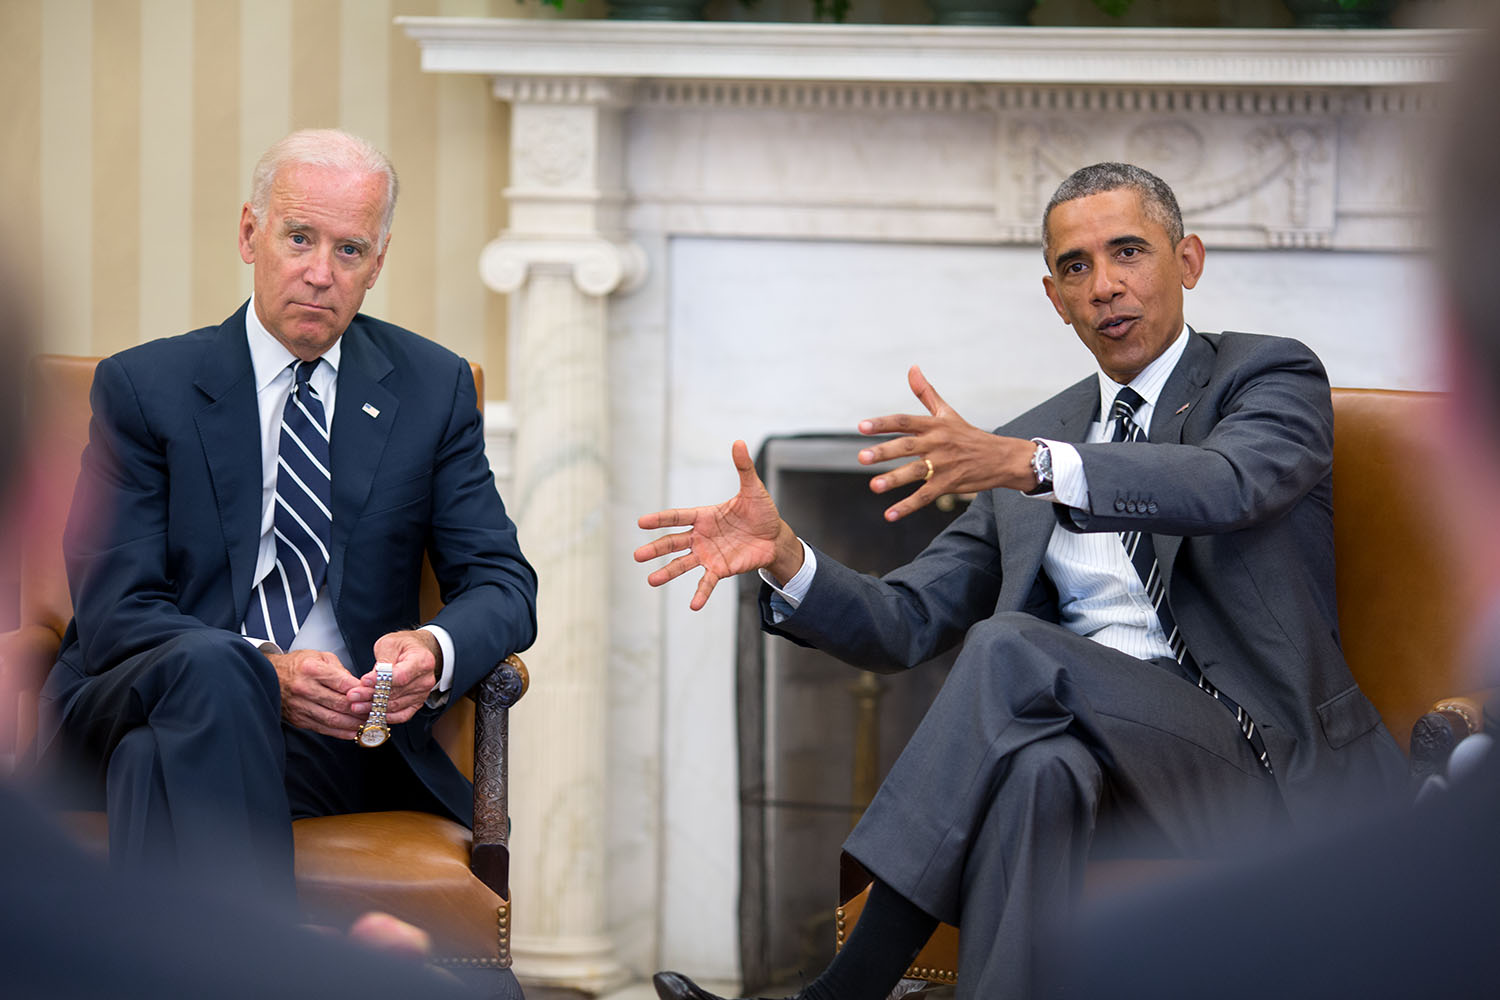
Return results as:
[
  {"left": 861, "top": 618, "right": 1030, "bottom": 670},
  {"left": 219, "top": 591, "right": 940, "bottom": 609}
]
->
[
  {"left": 1090, "top": 261, "right": 1123, "bottom": 301},
  {"left": 304, "top": 251, "right": 334, "bottom": 287}
]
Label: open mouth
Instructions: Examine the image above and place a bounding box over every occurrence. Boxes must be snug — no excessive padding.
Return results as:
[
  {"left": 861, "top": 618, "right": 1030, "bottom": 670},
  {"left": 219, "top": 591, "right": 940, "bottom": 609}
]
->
[{"left": 1098, "top": 315, "right": 1137, "bottom": 337}]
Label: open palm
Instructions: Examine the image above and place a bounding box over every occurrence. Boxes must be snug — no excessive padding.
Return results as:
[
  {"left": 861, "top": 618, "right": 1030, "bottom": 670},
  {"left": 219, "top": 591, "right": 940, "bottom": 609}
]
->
[{"left": 635, "top": 440, "right": 798, "bottom": 611}]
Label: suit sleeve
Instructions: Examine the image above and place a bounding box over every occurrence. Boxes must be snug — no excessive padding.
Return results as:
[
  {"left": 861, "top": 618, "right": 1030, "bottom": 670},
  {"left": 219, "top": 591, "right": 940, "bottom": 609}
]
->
[
  {"left": 1065, "top": 336, "right": 1333, "bottom": 536},
  {"left": 761, "top": 489, "right": 1008, "bottom": 673},
  {"left": 64, "top": 357, "right": 220, "bottom": 672},
  {"left": 421, "top": 362, "right": 538, "bottom": 698}
]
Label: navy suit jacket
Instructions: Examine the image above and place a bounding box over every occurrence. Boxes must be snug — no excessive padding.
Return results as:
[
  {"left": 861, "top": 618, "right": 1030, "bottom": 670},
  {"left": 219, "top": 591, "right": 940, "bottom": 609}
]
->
[
  {"left": 45, "top": 304, "right": 537, "bottom": 823},
  {"left": 765, "top": 331, "right": 1406, "bottom": 826}
]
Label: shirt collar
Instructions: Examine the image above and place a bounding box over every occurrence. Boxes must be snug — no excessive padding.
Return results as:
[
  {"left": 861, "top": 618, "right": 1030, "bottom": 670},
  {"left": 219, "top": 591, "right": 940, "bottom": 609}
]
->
[
  {"left": 1094, "top": 324, "right": 1190, "bottom": 424},
  {"left": 244, "top": 295, "right": 342, "bottom": 392}
]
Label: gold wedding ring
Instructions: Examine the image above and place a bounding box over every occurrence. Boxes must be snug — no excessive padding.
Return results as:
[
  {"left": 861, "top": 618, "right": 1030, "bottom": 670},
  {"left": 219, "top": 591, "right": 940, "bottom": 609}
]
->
[{"left": 923, "top": 458, "right": 935, "bottom": 482}]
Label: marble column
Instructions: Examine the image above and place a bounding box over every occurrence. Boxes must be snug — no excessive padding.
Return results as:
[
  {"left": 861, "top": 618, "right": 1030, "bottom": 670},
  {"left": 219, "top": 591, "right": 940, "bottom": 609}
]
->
[{"left": 480, "top": 79, "right": 645, "bottom": 994}]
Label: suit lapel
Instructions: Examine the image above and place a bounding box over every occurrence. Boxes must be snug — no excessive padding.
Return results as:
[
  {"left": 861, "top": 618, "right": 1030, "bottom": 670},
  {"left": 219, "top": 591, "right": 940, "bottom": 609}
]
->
[
  {"left": 327, "top": 320, "right": 398, "bottom": 610},
  {"left": 192, "top": 304, "right": 264, "bottom": 610},
  {"left": 1149, "top": 329, "right": 1212, "bottom": 446},
  {"left": 1148, "top": 330, "right": 1214, "bottom": 578}
]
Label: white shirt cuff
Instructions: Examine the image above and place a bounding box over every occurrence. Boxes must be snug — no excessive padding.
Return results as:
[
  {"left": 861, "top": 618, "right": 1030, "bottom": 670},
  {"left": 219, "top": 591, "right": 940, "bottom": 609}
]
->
[
  {"left": 758, "top": 539, "right": 817, "bottom": 622},
  {"left": 1024, "top": 439, "right": 1089, "bottom": 508},
  {"left": 421, "top": 624, "right": 456, "bottom": 708}
]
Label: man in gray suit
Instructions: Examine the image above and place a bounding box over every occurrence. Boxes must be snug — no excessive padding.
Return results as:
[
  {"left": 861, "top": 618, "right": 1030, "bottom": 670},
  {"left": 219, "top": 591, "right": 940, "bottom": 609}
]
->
[
  {"left": 1063, "top": 17, "right": 1500, "bottom": 999},
  {"left": 636, "top": 162, "right": 1407, "bottom": 1000}
]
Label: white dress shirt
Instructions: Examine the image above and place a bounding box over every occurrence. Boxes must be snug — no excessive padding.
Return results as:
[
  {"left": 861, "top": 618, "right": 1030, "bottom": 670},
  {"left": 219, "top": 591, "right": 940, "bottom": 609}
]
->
[
  {"left": 763, "top": 326, "right": 1192, "bottom": 663},
  {"left": 242, "top": 299, "right": 456, "bottom": 697}
]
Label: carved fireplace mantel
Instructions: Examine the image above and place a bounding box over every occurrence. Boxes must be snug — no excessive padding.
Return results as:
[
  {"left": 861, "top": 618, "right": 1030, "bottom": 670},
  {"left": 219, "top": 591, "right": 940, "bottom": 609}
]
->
[
  {"left": 401, "top": 19, "right": 1454, "bottom": 86},
  {"left": 401, "top": 17, "right": 1460, "bottom": 992},
  {"left": 404, "top": 20, "right": 1459, "bottom": 254}
]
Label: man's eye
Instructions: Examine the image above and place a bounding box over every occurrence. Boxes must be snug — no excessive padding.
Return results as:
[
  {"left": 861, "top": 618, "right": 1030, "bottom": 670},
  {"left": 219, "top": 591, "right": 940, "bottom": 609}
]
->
[
  {"left": 339, "top": 245, "right": 359, "bottom": 256},
  {"left": 291, "top": 233, "right": 307, "bottom": 245},
  {"left": 1066, "top": 262, "right": 1086, "bottom": 275},
  {"left": 1119, "top": 246, "right": 1140, "bottom": 258}
]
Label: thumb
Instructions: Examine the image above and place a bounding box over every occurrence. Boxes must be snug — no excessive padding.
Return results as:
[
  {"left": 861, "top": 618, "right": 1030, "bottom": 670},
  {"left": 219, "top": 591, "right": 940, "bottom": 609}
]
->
[
  {"left": 908, "top": 365, "right": 949, "bottom": 417},
  {"left": 732, "top": 439, "right": 762, "bottom": 491}
]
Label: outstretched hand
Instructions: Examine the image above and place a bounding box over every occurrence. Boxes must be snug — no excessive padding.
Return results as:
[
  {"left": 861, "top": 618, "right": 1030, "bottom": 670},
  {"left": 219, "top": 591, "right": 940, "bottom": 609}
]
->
[
  {"left": 635, "top": 440, "right": 803, "bottom": 611},
  {"left": 858, "top": 365, "right": 1038, "bottom": 521}
]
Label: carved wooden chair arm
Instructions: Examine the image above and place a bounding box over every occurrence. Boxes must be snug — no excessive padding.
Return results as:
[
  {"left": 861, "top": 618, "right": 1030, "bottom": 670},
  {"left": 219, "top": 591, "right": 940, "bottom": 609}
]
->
[
  {"left": 1410, "top": 690, "right": 1493, "bottom": 780},
  {"left": 470, "top": 653, "right": 529, "bottom": 898}
]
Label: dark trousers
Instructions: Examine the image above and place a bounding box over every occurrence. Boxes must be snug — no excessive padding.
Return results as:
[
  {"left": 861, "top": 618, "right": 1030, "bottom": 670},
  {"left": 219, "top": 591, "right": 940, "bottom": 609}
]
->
[
  {"left": 843, "top": 612, "right": 1282, "bottom": 1000},
  {"left": 41, "top": 629, "right": 444, "bottom": 904}
]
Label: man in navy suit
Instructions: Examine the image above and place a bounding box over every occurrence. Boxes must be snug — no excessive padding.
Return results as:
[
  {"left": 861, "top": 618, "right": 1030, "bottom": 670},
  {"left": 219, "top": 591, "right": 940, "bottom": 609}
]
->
[
  {"left": 37, "top": 129, "right": 537, "bottom": 895},
  {"left": 637, "top": 163, "right": 1405, "bottom": 999}
]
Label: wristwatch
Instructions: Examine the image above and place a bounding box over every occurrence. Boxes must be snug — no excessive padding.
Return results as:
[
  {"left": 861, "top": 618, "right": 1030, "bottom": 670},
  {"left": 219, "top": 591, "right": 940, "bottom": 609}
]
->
[
  {"left": 356, "top": 662, "right": 394, "bottom": 748},
  {"left": 1029, "top": 439, "right": 1053, "bottom": 491}
]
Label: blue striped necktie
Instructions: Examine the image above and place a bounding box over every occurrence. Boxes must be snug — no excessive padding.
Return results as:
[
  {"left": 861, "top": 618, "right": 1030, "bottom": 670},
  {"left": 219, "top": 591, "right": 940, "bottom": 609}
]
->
[
  {"left": 242, "top": 359, "right": 332, "bottom": 650},
  {"left": 1111, "top": 387, "right": 1271, "bottom": 773}
]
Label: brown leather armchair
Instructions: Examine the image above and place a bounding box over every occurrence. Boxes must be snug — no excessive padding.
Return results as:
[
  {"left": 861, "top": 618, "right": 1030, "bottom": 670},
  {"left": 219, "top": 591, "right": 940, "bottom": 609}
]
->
[
  {"left": 0, "top": 354, "right": 527, "bottom": 970},
  {"left": 836, "top": 387, "right": 1486, "bottom": 987}
]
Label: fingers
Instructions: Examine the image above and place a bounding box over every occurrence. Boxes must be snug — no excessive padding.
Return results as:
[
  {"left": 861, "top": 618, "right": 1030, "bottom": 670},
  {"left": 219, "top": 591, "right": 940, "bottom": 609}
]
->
[
  {"left": 880, "top": 483, "right": 940, "bottom": 523},
  {"left": 633, "top": 529, "right": 693, "bottom": 564},
  {"left": 857, "top": 412, "right": 936, "bottom": 443},
  {"left": 856, "top": 424, "right": 931, "bottom": 467},
  {"left": 869, "top": 458, "right": 934, "bottom": 495},
  {"left": 273, "top": 652, "right": 364, "bottom": 739},
  {"left": 291, "top": 706, "right": 364, "bottom": 741},
  {"left": 646, "top": 552, "right": 700, "bottom": 588},
  {"left": 362, "top": 634, "right": 438, "bottom": 722},
  {"left": 637, "top": 506, "right": 699, "bottom": 531},
  {"left": 690, "top": 570, "right": 720, "bottom": 612}
]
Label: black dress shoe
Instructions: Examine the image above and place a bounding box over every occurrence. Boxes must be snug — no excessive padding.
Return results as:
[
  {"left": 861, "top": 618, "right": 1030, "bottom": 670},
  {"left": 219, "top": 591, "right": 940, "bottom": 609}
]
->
[{"left": 652, "top": 970, "right": 793, "bottom": 1000}]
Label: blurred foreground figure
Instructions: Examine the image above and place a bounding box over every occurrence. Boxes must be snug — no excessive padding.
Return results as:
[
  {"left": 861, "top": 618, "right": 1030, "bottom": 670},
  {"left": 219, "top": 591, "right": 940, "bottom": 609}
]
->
[{"left": 1066, "top": 17, "right": 1500, "bottom": 999}]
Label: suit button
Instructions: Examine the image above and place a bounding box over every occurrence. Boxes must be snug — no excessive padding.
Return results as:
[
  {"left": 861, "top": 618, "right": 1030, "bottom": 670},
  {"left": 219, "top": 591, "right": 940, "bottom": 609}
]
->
[
  {"left": 1114, "top": 498, "right": 1126, "bottom": 512},
  {"left": 1147, "top": 501, "right": 1159, "bottom": 514},
  {"left": 1127, "top": 500, "right": 1138, "bottom": 514}
]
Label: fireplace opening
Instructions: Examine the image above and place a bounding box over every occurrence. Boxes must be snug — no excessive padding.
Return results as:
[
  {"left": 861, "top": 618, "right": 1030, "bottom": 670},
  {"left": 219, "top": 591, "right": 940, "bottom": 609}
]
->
[{"left": 736, "top": 434, "right": 969, "bottom": 993}]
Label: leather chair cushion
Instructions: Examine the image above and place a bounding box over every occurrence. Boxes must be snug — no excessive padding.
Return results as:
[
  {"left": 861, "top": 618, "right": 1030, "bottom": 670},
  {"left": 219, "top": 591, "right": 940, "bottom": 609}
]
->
[
  {"left": 293, "top": 810, "right": 507, "bottom": 962},
  {"left": 58, "top": 808, "right": 506, "bottom": 962}
]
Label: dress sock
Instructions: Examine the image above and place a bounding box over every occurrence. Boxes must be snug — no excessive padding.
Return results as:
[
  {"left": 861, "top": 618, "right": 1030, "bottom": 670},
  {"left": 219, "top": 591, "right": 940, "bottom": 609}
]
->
[{"left": 797, "top": 878, "right": 938, "bottom": 1000}]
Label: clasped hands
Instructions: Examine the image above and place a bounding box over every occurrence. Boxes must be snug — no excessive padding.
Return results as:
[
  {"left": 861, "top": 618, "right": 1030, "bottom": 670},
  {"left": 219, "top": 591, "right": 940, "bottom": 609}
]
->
[
  {"left": 269, "top": 629, "right": 439, "bottom": 740},
  {"left": 635, "top": 364, "right": 1039, "bottom": 610}
]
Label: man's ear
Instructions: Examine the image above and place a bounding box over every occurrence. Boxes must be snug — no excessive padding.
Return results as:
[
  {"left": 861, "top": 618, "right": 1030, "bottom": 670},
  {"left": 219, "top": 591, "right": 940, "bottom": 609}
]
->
[
  {"left": 238, "top": 204, "right": 258, "bottom": 265},
  {"left": 1178, "top": 234, "right": 1206, "bottom": 290},
  {"left": 1041, "top": 275, "right": 1069, "bottom": 324}
]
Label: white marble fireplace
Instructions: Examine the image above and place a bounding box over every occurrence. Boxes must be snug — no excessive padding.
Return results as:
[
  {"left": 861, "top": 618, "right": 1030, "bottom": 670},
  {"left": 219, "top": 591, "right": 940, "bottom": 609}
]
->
[{"left": 401, "top": 18, "right": 1457, "bottom": 992}]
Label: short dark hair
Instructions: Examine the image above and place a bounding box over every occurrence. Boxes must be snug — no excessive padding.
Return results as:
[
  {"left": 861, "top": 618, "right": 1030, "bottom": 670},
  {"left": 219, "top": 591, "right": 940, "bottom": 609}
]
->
[
  {"left": 1437, "top": 18, "right": 1500, "bottom": 405},
  {"left": 1042, "top": 162, "right": 1184, "bottom": 266}
]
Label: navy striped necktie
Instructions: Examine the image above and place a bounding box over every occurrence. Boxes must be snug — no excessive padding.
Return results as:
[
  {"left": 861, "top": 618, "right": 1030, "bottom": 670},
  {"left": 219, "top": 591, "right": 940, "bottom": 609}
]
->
[
  {"left": 1111, "top": 387, "right": 1272, "bottom": 773},
  {"left": 243, "top": 359, "right": 332, "bottom": 650}
]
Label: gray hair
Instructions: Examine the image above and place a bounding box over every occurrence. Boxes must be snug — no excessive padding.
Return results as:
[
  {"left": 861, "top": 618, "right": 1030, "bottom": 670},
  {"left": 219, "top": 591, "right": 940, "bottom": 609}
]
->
[
  {"left": 249, "top": 129, "right": 399, "bottom": 244},
  {"left": 1041, "top": 162, "right": 1184, "bottom": 266}
]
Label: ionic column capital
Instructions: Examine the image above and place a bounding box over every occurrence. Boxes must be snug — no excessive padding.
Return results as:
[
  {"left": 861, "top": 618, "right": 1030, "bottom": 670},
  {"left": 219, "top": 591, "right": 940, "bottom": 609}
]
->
[{"left": 480, "top": 236, "right": 648, "bottom": 298}]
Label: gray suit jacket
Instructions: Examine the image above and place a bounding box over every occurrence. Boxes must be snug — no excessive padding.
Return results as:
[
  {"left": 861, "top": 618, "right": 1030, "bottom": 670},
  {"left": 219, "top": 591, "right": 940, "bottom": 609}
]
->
[{"left": 764, "top": 331, "right": 1407, "bottom": 825}]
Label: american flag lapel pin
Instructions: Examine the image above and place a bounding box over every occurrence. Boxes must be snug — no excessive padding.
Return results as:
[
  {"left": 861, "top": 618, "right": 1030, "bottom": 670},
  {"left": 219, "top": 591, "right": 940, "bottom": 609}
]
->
[{"left": 362, "top": 403, "right": 381, "bottom": 419}]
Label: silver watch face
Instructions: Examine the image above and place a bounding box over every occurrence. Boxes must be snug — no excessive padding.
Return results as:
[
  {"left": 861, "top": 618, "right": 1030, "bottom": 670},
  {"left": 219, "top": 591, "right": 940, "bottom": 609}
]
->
[{"left": 358, "top": 724, "right": 389, "bottom": 748}]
